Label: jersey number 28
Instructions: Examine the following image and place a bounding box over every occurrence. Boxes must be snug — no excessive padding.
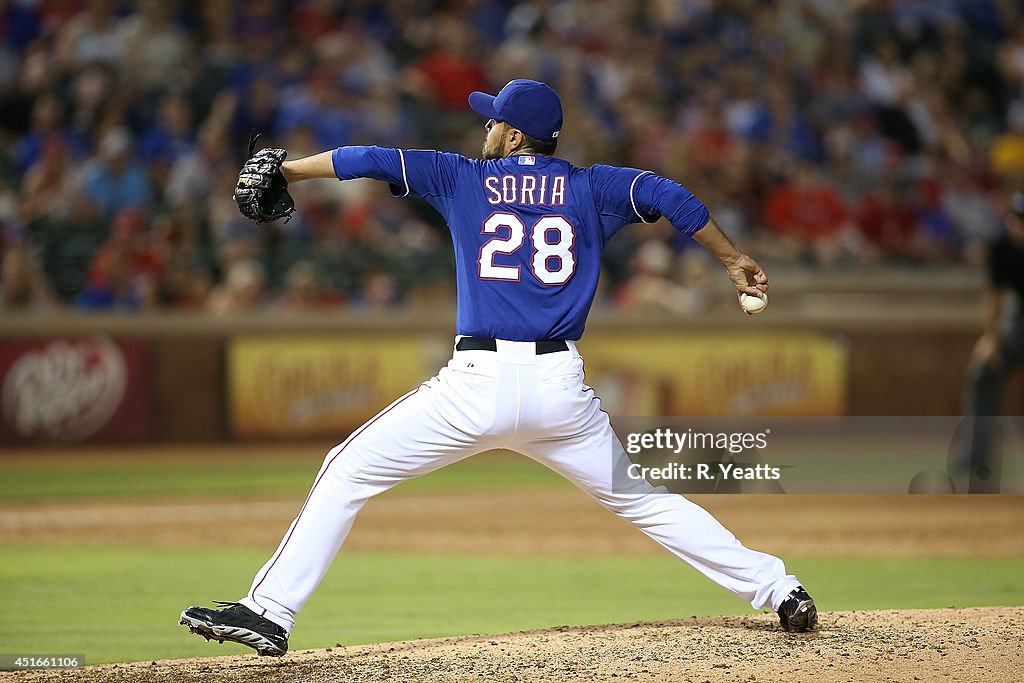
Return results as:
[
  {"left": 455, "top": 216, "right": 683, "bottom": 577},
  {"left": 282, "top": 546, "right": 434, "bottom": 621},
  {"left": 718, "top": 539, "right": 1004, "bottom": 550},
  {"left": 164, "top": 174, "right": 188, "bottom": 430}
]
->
[{"left": 478, "top": 212, "right": 576, "bottom": 285}]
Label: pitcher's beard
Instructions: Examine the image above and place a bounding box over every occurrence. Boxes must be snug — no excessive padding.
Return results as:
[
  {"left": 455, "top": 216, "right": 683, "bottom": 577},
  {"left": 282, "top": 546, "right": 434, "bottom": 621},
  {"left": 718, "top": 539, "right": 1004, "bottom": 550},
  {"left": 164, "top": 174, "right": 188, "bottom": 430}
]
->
[{"left": 481, "top": 136, "right": 507, "bottom": 160}]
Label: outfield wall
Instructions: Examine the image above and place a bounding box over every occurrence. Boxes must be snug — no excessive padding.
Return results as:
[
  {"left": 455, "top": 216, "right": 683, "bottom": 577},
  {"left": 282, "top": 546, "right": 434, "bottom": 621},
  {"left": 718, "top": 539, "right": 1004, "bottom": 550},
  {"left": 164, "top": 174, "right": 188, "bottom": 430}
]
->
[{"left": 0, "top": 307, "right": 1020, "bottom": 443}]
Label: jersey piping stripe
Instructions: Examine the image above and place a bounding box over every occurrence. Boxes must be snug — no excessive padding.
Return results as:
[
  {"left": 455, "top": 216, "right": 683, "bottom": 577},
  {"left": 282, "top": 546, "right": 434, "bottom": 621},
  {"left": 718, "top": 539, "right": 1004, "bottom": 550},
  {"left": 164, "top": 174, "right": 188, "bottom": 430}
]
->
[
  {"left": 629, "top": 171, "right": 655, "bottom": 223},
  {"left": 397, "top": 149, "right": 410, "bottom": 197},
  {"left": 248, "top": 386, "right": 422, "bottom": 610}
]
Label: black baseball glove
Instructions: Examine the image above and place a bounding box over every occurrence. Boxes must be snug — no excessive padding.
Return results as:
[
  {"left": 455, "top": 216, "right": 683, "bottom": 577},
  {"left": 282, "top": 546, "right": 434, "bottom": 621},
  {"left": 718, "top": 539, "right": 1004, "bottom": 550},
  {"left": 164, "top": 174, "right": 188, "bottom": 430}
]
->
[{"left": 234, "top": 131, "right": 295, "bottom": 224}]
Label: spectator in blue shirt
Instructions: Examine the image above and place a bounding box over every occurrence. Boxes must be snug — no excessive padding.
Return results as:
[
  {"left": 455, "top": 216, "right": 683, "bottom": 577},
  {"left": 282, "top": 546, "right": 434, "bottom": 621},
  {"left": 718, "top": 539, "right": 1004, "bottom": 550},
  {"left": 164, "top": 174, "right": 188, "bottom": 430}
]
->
[{"left": 80, "top": 128, "right": 152, "bottom": 219}]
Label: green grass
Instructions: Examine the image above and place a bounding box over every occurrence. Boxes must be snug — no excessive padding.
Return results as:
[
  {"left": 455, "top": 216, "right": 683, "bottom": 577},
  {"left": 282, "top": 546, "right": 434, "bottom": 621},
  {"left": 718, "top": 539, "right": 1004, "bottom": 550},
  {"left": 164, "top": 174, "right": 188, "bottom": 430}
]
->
[
  {"left": 1, "top": 545, "right": 1020, "bottom": 664},
  {"left": 3, "top": 451, "right": 1021, "bottom": 666},
  {"left": 3, "top": 444, "right": 1016, "bottom": 501},
  {"left": 0, "top": 450, "right": 570, "bottom": 503}
]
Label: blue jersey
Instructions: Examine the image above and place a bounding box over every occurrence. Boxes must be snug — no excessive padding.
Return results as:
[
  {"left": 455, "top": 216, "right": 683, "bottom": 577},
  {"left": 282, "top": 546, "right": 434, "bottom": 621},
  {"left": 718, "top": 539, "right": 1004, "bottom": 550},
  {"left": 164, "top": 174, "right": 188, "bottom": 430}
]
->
[{"left": 332, "top": 147, "right": 709, "bottom": 341}]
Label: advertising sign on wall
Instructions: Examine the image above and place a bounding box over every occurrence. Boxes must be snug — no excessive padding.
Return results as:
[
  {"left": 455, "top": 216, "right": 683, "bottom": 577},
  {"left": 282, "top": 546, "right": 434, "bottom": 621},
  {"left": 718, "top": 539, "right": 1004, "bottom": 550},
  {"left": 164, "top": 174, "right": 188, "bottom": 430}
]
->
[
  {"left": 229, "top": 335, "right": 448, "bottom": 438},
  {"left": 579, "top": 332, "right": 847, "bottom": 417},
  {"left": 229, "top": 331, "right": 847, "bottom": 438},
  {"left": 0, "top": 336, "right": 152, "bottom": 443}
]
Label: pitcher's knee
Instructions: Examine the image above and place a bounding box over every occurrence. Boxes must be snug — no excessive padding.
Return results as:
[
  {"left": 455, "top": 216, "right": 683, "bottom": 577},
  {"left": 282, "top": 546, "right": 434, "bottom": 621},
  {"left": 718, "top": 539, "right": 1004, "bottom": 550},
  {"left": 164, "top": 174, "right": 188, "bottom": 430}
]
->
[{"left": 595, "top": 491, "right": 664, "bottom": 519}]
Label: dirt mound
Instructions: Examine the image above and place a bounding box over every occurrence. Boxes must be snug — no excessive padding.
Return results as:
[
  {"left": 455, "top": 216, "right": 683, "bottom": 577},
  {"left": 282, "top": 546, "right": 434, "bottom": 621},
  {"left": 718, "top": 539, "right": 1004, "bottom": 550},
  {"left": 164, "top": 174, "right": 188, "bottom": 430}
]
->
[{"left": 4, "top": 607, "right": 1020, "bottom": 683}]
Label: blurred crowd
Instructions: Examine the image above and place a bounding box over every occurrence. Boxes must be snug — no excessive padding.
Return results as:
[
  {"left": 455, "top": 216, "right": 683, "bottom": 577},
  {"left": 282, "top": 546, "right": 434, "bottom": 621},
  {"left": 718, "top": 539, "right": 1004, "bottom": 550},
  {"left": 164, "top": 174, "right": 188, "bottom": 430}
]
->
[{"left": 1, "top": 0, "right": 1022, "bottom": 315}]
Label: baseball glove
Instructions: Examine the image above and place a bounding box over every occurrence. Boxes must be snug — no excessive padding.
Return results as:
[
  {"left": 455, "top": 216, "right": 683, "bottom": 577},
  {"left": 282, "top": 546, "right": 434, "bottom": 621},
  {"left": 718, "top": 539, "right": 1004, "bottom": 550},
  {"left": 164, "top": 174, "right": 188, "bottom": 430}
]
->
[{"left": 234, "top": 131, "right": 295, "bottom": 224}]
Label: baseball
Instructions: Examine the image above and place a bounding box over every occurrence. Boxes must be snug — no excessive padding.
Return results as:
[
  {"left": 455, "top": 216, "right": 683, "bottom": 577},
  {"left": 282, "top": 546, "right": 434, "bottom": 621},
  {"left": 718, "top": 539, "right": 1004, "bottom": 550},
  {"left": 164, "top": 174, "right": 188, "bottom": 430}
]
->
[{"left": 740, "top": 292, "right": 768, "bottom": 314}]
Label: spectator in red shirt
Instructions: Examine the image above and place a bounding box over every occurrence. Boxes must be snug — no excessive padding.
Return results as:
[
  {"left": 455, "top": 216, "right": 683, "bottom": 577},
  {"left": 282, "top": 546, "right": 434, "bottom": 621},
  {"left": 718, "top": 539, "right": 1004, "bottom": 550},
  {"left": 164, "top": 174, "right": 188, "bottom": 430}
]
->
[
  {"left": 856, "top": 182, "right": 921, "bottom": 260},
  {"left": 408, "top": 16, "right": 488, "bottom": 110},
  {"left": 74, "top": 208, "right": 154, "bottom": 311},
  {"left": 762, "top": 162, "right": 858, "bottom": 264}
]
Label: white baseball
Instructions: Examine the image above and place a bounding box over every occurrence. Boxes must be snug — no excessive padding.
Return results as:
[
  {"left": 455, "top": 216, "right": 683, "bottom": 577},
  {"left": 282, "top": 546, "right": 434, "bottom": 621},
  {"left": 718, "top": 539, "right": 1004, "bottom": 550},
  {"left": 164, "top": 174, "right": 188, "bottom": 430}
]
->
[{"left": 740, "top": 292, "right": 768, "bottom": 314}]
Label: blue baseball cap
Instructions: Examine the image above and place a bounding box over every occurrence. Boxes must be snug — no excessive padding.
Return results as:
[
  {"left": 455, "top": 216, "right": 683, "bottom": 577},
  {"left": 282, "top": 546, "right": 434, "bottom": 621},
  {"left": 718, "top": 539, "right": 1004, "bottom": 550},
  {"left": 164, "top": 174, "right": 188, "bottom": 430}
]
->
[{"left": 468, "top": 79, "right": 563, "bottom": 142}]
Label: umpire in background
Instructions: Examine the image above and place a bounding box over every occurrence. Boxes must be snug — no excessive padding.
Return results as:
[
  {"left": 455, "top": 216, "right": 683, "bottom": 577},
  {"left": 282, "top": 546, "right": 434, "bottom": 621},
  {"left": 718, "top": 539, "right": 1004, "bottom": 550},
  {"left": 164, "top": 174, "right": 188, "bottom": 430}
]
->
[{"left": 960, "top": 191, "right": 1024, "bottom": 492}]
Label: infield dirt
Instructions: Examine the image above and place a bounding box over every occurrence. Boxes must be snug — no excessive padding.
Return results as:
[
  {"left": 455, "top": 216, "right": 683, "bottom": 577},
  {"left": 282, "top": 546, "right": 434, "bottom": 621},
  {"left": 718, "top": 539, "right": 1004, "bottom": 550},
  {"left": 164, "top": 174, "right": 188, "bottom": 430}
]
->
[{"left": 3, "top": 493, "right": 1023, "bottom": 556}]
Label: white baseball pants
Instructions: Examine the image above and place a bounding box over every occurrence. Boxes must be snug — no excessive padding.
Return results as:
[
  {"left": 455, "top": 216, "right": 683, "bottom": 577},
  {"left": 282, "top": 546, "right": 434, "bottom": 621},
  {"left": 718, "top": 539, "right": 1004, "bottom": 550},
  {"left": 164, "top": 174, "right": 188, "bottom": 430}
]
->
[{"left": 240, "top": 339, "right": 801, "bottom": 632}]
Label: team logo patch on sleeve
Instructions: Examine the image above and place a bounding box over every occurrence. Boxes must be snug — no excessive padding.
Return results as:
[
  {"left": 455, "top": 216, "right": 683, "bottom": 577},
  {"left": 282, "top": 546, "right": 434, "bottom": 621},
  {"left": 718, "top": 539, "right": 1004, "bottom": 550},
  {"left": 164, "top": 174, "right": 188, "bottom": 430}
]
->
[{"left": 518, "top": 155, "right": 536, "bottom": 166}]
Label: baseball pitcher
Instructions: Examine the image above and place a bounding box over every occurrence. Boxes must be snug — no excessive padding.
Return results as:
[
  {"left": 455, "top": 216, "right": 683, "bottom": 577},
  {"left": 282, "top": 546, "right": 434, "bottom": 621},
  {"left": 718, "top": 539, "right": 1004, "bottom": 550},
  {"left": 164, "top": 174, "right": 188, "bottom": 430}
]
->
[{"left": 181, "top": 79, "right": 817, "bottom": 656}]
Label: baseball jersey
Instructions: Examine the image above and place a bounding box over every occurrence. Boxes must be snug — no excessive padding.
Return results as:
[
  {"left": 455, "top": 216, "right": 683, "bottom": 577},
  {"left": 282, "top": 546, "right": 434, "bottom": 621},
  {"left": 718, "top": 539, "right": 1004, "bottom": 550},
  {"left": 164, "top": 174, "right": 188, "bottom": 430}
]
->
[{"left": 332, "top": 147, "right": 710, "bottom": 341}]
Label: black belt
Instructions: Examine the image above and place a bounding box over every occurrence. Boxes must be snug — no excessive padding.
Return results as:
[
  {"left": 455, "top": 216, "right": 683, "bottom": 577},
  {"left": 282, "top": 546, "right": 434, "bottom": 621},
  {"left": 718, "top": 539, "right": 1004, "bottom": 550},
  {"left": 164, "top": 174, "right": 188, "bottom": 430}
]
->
[{"left": 456, "top": 337, "right": 569, "bottom": 354}]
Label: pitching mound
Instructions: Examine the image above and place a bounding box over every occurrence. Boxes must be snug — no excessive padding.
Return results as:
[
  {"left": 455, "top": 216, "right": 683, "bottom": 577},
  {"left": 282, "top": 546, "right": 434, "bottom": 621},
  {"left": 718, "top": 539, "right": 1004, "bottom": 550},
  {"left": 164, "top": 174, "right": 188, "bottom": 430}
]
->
[{"left": 5, "top": 607, "right": 1021, "bottom": 682}]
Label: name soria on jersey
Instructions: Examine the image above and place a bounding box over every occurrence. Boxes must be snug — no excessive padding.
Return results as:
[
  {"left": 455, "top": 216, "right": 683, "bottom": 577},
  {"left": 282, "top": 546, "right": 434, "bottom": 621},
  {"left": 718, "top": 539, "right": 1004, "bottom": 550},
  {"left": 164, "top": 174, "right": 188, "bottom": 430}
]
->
[{"left": 484, "top": 174, "right": 567, "bottom": 206}]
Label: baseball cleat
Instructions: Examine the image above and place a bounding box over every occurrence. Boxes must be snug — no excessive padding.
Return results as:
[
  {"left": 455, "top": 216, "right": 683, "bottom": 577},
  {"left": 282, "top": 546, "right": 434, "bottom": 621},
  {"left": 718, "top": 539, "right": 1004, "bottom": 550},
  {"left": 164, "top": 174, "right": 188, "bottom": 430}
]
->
[
  {"left": 179, "top": 601, "right": 288, "bottom": 656},
  {"left": 777, "top": 586, "right": 817, "bottom": 633}
]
